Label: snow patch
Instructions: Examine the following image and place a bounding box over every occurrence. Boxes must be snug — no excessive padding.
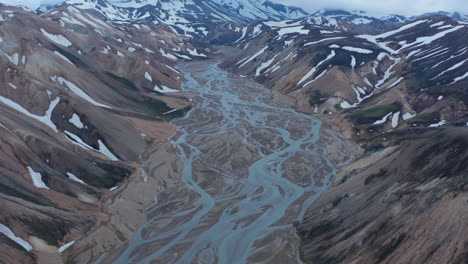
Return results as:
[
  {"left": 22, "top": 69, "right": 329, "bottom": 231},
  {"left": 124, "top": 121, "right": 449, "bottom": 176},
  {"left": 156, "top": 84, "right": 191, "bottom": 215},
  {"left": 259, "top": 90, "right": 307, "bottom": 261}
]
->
[
  {"left": 402, "top": 112, "right": 416, "bottom": 120},
  {"left": 238, "top": 46, "right": 268, "bottom": 68},
  {"left": 0, "top": 95, "right": 59, "bottom": 132},
  {"left": 8, "top": 82, "right": 17, "bottom": 89},
  {"left": 145, "top": 72, "right": 152, "bottom": 82},
  {"left": 342, "top": 46, "right": 373, "bottom": 54},
  {"left": 350, "top": 55, "right": 356, "bottom": 69},
  {"left": 255, "top": 54, "right": 279, "bottom": 76},
  {"left": 276, "top": 26, "right": 309, "bottom": 38},
  {"left": 428, "top": 120, "right": 447, "bottom": 128},
  {"left": 58, "top": 240, "right": 75, "bottom": 253},
  {"left": 98, "top": 140, "right": 119, "bottom": 161},
  {"left": 54, "top": 51, "right": 74, "bottom": 65},
  {"left": 451, "top": 72, "right": 468, "bottom": 84},
  {"left": 159, "top": 48, "right": 177, "bottom": 60},
  {"left": 66, "top": 172, "right": 86, "bottom": 185},
  {"left": 0, "top": 224, "right": 33, "bottom": 251},
  {"left": 27, "top": 166, "right": 49, "bottom": 189},
  {"left": 373, "top": 112, "right": 393, "bottom": 125},
  {"left": 154, "top": 85, "right": 178, "bottom": 93},
  {"left": 69, "top": 113, "right": 84, "bottom": 129},
  {"left": 299, "top": 50, "right": 335, "bottom": 85},
  {"left": 41, "top": 28, "right": 72, "bottom": 47},
  {"left": 52, "top": 76, "right": 111, "bottom": 109},
  {"left": 391, "top": 112, "right": 400, "bottom": 128}
]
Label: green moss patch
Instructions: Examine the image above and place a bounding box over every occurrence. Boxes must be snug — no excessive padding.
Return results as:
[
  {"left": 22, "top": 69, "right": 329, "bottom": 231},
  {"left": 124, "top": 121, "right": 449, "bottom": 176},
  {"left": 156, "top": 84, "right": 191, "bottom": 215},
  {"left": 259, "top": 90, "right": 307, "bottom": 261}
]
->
[
  {"left": 350, "top": 103, "right": 401, "bottom": 124},
  {"left": 309, "top": 90, "right": 327, "bottom": 105},
  {"left": 408, "top": 112, "right": 440, "bottom": 125}
]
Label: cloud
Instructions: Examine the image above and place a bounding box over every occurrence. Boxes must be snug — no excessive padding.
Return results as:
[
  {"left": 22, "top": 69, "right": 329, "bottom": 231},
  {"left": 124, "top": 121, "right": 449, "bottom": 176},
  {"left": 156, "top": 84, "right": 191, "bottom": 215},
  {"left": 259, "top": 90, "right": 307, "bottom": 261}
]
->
[
  {"left": 1, "top": 0, "right": 466, "bottom": 16},
  {"left": 0, "top": 0, "right": 64, "bottom": 9},
  {"left": 275, "top": 0, "right": 468, "bottom": 16}
]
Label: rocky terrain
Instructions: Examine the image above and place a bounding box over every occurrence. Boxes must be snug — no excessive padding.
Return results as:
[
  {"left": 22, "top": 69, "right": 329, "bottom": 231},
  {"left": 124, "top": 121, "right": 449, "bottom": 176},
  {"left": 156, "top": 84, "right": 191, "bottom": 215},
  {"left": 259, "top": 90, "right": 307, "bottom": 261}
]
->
[
  {"left": 297, "top": 127, "right": 468, "bottom": 264},
  {"left": 0, "top": 4, "right": 197, "bottom": 263},
  {"left": 0, "top": 1, "right": 466, "bottom": 264},
  {"left": 218, "top": 10, "right": 468, "bottom": 264},
  {"left": 221, "top": 15, "right": 468, "bottom": 139}
]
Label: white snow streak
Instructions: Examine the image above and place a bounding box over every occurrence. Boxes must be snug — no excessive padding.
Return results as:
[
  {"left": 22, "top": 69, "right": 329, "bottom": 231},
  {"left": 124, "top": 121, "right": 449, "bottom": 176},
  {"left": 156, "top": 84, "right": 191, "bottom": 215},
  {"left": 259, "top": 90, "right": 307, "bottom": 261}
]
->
[
  {"left": 0, "top": 224, "right": 33, "bottom": 251},
  {"left": 27, "top": 166, "right": 49, "bottom": 189}
]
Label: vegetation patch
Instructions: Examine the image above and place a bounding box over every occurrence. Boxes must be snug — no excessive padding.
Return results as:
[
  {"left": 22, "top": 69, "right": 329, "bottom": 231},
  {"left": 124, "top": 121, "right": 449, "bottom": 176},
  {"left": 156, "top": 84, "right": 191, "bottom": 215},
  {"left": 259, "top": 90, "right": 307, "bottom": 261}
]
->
[
  {"left": 362, "top": 143, "right": 386, "bottom": 153},
  {"left": 406, "top": 67, "right": 430, "bottom": 94},
  {"left": 142, "top": 96, "right": 173, "bottom": 116},
  {"left": 159, "top": 107, "right": 190, "bottom": 122},
  {"left": 79, "top": 163, "right": 132, "bottom": 188},
  {"left": 309, "top": 90, "right": 327, "bottom": 105},
  {"left": 350, "top": 103, "right": 401, "bottom": 124},
  {"left": 104, "top": 72, "right": 138, "bottom": 91},
  {"left": 408, "top": 112, "right": 439, "bottom": 125},
  {"left": 334, "top": 104, "right": 343, "bottom": 111}
]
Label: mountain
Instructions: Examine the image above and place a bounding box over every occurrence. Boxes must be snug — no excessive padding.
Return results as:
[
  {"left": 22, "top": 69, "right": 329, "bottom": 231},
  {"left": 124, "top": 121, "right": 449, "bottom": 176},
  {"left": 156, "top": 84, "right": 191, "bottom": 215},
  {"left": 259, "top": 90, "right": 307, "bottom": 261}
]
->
[
  {"left": 221, "top": 15, "right": 468, "bottom": 135},
  {"left": 414, "top": 10, "right": 468, "bottom": 21},
  {"left": 219, "top": 14, "right": 468, "bottom": 264},
  {"left": 0, "top": 4, "right": 199, "bottom": 262},
  {"left": 304, "top": 9, "right": 407, "bottom": 34},
  {"left": 63, "top": 0, "right": 308, "bottom": 36},
  {"left": 299, "top": 9, "right": 468, "bottom": 34},
  {"left": 297, "top": 126, "right": 468, "bottom": 264}
]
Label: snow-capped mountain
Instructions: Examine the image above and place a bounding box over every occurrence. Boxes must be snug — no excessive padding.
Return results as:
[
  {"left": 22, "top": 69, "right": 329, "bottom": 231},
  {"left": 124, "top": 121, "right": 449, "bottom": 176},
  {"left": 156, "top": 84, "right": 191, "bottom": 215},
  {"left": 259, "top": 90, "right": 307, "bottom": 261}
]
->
[
  {"left": 222, "top": 14, "right": 468, "bottom": 132},
  {"left": 299, "top": 9, "right": 468, "bottom": 34},
  {"left": 414, "top": 11, "right": 468, "bottom": 21},
  {"left": 62, "top": 0, "right": 307, "bottom": 36}
]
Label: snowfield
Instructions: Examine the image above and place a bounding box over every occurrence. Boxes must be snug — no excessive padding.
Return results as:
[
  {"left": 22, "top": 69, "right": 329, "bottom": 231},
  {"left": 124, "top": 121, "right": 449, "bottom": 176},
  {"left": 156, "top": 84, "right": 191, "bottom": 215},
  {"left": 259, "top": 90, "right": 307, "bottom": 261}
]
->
[
  {"left": 52, "top": 76, "right": 112, "bottom": 108},
  {"left": 41, "top": 28, "right": 72, "bottom": 47},
  {"left": 341, "top": 46, "right": 373, "bottom": 54},
  {"left": 154, "top": 85, "right": 179, "bottom": 93},
  {"left": 0, "top": 224, "right": 33, "bottom": 251},
  {"left": 27, "top": 166, "right": 50, "bottom": 189},
  {"left": 0, "top": 95, "right": 60, "bottom": 132},
  {"left": 69, "top": 113, "right": 85, "bottom": 129}
]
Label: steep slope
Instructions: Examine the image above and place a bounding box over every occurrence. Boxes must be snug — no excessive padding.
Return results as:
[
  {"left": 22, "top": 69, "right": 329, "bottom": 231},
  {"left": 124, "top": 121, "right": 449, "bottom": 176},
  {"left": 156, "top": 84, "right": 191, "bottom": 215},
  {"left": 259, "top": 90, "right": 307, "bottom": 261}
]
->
[
  {"left": 297, "top": 127, "right": 468, "bottom": 264},
  {"left": 0, "top": 5, "right": 195, "bottom": 262}
]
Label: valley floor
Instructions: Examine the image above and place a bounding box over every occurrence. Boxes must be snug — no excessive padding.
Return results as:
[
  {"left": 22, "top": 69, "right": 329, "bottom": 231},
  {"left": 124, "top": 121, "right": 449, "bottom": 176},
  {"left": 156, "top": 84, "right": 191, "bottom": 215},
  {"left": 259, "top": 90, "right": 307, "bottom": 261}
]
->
[{"left": 66, "top": 48, "right": 360, "bottom": 264}]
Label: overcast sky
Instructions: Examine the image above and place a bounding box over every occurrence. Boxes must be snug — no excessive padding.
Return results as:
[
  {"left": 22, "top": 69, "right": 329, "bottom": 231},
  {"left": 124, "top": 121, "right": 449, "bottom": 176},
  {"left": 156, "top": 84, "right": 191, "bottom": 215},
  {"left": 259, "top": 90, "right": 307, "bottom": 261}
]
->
[
  {"left": 275, "top": 0, "right": 468, "bottom": 16},
  {"left": 0, "top": 0, "right": 63, "bottom": 9},
  {"left": 1, "top": 0, "right": 467, "bottom": 16}
]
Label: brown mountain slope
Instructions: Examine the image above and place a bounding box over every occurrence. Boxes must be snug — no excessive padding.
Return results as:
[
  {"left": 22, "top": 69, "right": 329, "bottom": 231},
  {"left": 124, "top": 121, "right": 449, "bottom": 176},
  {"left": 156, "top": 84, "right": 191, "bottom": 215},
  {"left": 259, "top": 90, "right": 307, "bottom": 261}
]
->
[
  {"left": 297, "top": 127, "right": 468, "bottom": 264},
  {"left": 0, "top": 5, "right": 201, "bottom": 262},
  {"left": 218, "top": 15, "right": 468, "bottom": 264}
]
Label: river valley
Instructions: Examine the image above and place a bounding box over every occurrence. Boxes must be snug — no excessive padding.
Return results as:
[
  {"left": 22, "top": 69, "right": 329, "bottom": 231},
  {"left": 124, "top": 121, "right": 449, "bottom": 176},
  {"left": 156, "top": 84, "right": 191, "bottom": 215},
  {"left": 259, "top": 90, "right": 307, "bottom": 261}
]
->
[{"left": 99, "top": 50, "right": 359, "bottom": 264}]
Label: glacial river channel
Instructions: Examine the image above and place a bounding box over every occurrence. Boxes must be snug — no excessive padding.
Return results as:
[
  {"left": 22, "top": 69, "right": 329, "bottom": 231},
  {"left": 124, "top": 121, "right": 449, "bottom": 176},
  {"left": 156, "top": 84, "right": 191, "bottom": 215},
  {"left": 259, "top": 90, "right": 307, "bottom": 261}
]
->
[{"left": 112, "top": 52, "right": 338, "bottom": 264}]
